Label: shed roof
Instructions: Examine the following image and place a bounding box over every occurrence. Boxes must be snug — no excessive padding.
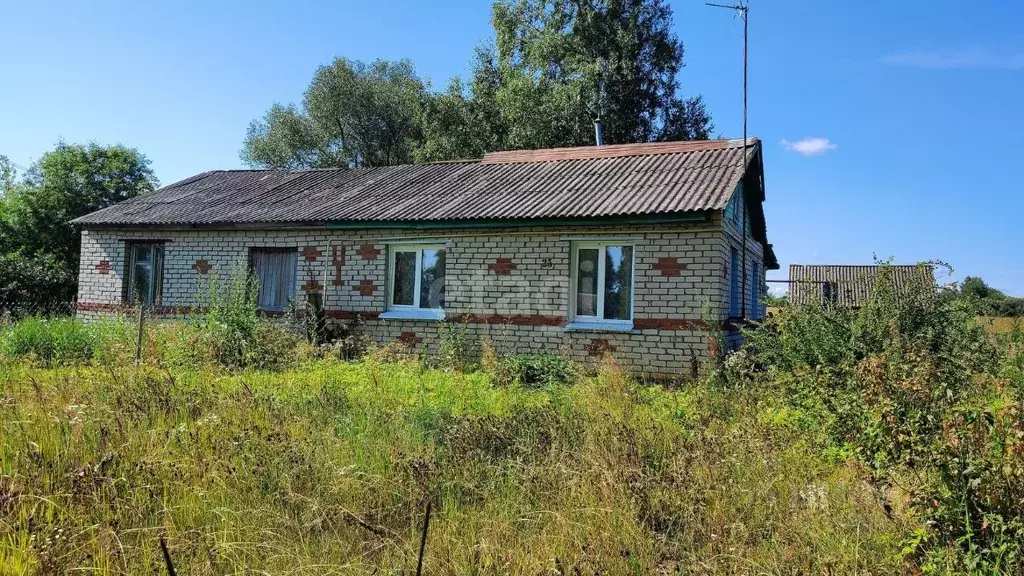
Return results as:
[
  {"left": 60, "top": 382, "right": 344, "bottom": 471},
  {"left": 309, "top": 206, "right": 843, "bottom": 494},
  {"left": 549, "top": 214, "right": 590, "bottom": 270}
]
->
[
  {"left": 74, "top": 138, "right": 766, "bottom": 230},
  {"left": 788, "top": 264, "right": 935, "bottom": 307}
]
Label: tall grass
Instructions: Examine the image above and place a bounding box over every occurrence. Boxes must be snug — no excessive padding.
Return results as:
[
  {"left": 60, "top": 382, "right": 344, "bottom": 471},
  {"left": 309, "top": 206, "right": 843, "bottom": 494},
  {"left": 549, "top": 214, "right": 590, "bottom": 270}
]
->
[
  {"left": 2, "top": 263, "right": 1018, "bottom": 573},
  {"left": 0, "top": 356, "right": 904, "bottom": 574}
]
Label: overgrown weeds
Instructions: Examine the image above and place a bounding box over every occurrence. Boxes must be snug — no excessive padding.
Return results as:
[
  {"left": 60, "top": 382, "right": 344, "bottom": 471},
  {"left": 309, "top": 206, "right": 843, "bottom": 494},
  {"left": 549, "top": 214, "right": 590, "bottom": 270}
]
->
[
  {"left": 0, "top": 356, "right": 904, "bottom": 574},
  {"left": 744, "top": 263, "right": 1024, "bottom": 574}
]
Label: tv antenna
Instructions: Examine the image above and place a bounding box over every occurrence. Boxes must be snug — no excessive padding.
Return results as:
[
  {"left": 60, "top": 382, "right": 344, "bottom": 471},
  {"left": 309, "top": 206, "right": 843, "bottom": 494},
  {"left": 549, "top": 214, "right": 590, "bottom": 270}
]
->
[
  {"left": 706, "top": 2, "right": 748, "bottom": 163},
  {"left": 707, "top": 1, "right": 751, "bottom": 319}
]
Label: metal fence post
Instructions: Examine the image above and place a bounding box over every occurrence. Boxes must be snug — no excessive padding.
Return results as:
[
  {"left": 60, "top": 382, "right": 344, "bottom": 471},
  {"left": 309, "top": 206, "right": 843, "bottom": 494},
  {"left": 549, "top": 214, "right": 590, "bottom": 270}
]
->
[{"left": 135, "top": 305, "right": 145, "bottom": 364}]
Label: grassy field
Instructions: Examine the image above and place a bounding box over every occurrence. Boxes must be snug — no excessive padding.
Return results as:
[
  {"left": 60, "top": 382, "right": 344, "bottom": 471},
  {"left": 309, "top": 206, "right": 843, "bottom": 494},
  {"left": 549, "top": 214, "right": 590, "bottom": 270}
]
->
[
  {"left": 0, "top": 353, "right": 906, "bottom": 575},
  {"left": 978, "top": 315, "right": 1024, "bottom": 335},
  {"left": 2, "top": 271, "right": 1022, "bottom": 575}
]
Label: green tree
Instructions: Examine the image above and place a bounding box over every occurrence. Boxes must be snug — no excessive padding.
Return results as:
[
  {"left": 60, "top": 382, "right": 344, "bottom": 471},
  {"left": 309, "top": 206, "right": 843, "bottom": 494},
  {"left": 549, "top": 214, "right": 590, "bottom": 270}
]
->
[
  {"left": 249, "top": 1, "right": 713, "bottom": 166},
  {"left": 961, "top": 276, "right": 1024, "bottom": 317},
  {"left": 242, "top": 58, "right": 429, "bottom": 169},
  {"left": 456, "top": 0, "right": 712, "bottom": 152},
  {"left": 0, "top": 142, "right": 157, "bottom": 313}
]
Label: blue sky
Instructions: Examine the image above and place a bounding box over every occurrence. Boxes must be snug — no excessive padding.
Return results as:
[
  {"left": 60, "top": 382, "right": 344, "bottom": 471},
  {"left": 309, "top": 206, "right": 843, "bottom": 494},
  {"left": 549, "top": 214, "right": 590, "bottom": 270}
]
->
[{"left": 2, "top": 1, "right": 1022, "bottom": 294}]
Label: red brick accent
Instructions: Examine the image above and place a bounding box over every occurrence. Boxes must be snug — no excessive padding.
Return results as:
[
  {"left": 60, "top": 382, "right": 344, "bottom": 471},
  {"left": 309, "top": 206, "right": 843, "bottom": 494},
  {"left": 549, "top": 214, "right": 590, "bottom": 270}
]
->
[
  {"left": 95, "top": 260, "right": 113, "bottom": 274},
  {"left": 633, "top": 318, "right": 708, "bottom": 330},
  {"left": 76, "top": 299, "right": 708, "bottom": 334},
  {"left": 301, "top": 279, "right": 324, "bottom": 293},
  {"left": 301, "top": 246, "right": 323, "bottom": 262},
  {"left": 488, "top": 258, "right": 517, "bottom": 275},
  {"left": 396, "top": 331, "right": 422, "bottom": 346},
  {"left": 448, "top": 313, "right": 566, "bottom": 327},
  {"left": 76, "top": 302, "right": 192, "bottom": 315},
  {"left": 652, "top": 257, "right": 687, "bottom": 277},
  {"left": 192, "top": 259, "right": 213, "bottom": 274},
  {"left": 585, "top": 338, "right": 616, "bottom": 356},
  {"left": 352, "top": 279, "right": 376, "bottom": 296},
  {"left": 331, "top": 245, "right": 345, "bottom": 286},
  {"left": 324, "top": 310, "right": 380, "bottom": 320},
  {"left": 356, "top": 244, "right": 381, "bottom": 260}
]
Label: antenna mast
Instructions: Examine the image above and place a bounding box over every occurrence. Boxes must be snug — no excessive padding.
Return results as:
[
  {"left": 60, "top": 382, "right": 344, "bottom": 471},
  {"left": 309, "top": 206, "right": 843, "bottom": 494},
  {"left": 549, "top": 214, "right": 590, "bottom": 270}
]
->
[{"left": 707, "top": 1, "right": 750, "bottom": 320}]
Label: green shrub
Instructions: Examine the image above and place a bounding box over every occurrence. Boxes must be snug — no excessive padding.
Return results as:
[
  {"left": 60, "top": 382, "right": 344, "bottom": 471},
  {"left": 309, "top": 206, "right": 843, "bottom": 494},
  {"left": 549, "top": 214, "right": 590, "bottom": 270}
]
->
[
  {"left": 499, "top": 353, "right": 576, "bottom": 388},
  {"left": 438, "top": 319, "right": 475, "bottom": 371},
  {"left": 1, "top": 316, "right": 101, "bottom": 366},
  {"left": 195, "top": 268, "right": 303, "bottom": 370},
  {"left": 745, "top": 263, "right": 1023, "bottom": 573}
]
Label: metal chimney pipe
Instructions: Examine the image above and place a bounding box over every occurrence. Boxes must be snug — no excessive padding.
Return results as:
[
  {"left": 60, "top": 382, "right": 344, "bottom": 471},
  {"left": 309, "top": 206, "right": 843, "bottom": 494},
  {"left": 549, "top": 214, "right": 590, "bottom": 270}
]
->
[{"left": 593, "top": 119, "right": 603, "bottom": 146}]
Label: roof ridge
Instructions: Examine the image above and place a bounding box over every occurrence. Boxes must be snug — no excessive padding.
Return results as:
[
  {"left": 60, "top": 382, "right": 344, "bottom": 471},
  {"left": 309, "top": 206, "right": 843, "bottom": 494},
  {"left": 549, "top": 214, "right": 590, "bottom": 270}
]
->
[
  {"left": 790, "top": 264, "right": 927, "bottom": 268},
  {"left": 479, "top": 137, "right": 759, "bottom": 165}
]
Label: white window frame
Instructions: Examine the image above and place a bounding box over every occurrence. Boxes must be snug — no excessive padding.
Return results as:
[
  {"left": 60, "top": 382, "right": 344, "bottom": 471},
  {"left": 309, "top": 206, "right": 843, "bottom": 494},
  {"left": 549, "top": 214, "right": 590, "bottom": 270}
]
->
[
  {"left": 381, "top": 243, "right": 446, "bottom": 321},
  {"left": 566, "top": 241, "right": 635, "bottom": 331}
]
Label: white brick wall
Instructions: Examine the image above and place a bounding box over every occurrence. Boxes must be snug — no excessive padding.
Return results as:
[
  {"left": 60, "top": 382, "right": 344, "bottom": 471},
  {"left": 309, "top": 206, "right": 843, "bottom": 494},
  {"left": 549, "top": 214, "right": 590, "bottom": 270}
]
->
[{"left": 77, "top": 216, "right": 769, "bottom": 376}]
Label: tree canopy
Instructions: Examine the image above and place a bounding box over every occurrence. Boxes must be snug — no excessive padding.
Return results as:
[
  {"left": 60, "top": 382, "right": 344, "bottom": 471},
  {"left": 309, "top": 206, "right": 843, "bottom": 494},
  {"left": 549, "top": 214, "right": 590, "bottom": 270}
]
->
[
  {"left": 0, "top": 143, "right": 158, "bottom": 314},
  {"left": 242, "top": 59, "right": 428, "bottom": 169},
  {"left": 242, "top": 0, "right": 712, "bottom": 168},
  {"left": 961, "top": 276, "right": 1024, "bottom": 317}
]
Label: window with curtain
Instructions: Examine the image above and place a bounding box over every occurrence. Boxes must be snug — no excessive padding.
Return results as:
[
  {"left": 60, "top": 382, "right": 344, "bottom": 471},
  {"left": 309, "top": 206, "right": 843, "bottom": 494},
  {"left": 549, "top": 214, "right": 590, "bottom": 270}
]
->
[
  {"left": 572, "top": 242, "right": 634, "bottom": 324},
  {"left": 250, "top": 248, "right": 298, "bottom": 312},
  {"left": 125, "top": 242, "right": 165, "bottom": 306},
  {"left": 388, "top": 245, "right": 446, "bottom": 314}
]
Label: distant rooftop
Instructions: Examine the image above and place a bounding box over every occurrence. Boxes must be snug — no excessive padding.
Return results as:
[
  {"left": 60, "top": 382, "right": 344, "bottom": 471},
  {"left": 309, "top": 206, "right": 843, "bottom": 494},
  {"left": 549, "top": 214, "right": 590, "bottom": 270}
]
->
[{"left": 788, "top": 264, "right": 935, "bottom": 307}]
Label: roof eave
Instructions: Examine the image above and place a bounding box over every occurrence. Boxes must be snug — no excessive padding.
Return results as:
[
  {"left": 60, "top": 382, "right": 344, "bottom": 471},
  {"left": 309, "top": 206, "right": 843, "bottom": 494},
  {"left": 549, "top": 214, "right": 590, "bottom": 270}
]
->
[{"left": 75, "top": 211, "right": 711, "bottom": 231}]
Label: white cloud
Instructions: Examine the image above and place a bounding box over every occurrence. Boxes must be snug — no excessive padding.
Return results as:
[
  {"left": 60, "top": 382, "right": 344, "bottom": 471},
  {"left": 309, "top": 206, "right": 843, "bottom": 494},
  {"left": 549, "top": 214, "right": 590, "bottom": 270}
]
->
[
  {"left": 881, "top": 48, "right": 1024, "bottom": 70},
  {"left": 780, "top": 137, "right": 836, "bottom": 156}
]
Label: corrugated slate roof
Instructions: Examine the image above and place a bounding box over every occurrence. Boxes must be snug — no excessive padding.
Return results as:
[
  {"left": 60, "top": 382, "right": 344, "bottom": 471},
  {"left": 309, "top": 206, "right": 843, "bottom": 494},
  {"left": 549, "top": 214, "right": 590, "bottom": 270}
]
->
[
  {"left": 788, "top": 264, "right": 934, "bottom": 307},
  {"left": 74, "top": 138, "right": 760, "bottom": 227}
]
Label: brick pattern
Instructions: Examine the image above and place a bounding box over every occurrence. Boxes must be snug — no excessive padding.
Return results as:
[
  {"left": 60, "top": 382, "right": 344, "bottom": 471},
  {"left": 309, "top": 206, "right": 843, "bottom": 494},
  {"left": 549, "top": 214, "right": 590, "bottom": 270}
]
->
[
  {"left": 396, "top": 331, "right": 423, "bottom": 346},
  {"left": 356, "top": 244, "right": 381, "bottom": 260},
  {"left": 301, "top": 246, "right": 323, "bottom": 262},
  {"left": 76, "top": 217, "right": 766, "bottom": 375},
  {"left": 585, "top": 338, "right": 615, "bottom": 356},
  {"left": 331, "top": 245, "right": 345, "bottom": 286},
  {"left": 95, "top": 260, "right": 113, "bottom": 274},
  {"left": 301, "top": 279, "right": 323, "bottom": 293},
  {"left": 488, "top": 258, "right": 517, "bottom": 275},
  {"left": 447, "top": 313, "right": 565, "bottom": 326},
  {"left": 652, "top": 257, "right": 687, "bottom": 276},
  {"left": 352, "top": 279, "right": 376, "bottom": 297},
  {"left": 192, "top": 259, "right": 213, "bottom": 274}
]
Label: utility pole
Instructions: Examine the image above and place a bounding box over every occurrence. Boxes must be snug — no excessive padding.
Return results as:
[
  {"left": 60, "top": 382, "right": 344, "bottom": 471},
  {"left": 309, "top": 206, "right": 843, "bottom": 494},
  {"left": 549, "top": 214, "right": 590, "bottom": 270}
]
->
[{"left": 707, "top": 1, "right": 750, "bottom": 320}]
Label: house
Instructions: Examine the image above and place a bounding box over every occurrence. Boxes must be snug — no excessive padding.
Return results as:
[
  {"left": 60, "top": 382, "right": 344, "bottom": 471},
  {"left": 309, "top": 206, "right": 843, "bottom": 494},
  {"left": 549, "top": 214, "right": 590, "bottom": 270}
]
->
[
  {"left": 788, "top": 264, "right": 934, "bottom": 307},
  {"left": 72, "top": 138, "right": 778, "bottom": 376}
]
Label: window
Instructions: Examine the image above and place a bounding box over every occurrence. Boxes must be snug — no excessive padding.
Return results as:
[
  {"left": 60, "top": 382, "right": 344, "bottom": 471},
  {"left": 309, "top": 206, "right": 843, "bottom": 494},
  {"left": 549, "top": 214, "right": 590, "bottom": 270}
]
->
[
  {"left": 384, "top": 244, "right": 446, "bottom": 319},
  {"left": 250, "top": 248, "right": 297, "bottom": 312},
  {"left": 570, "top": 242, "right": 634, "bottom": 329},
  {"left": 749, "top": 262, "right": 760, "bottom": 319},
  {"left": 125, "top": 242, "right": 165, "bottom": 306},
  {"left": 822, "top": 281, "right": 837, "bottom": 305},
  {"left": 729, "top": 247, "right": 740, "bottom": 318},
  {"left": 727, "top": 191, "right": 743, "bottom": 227}
]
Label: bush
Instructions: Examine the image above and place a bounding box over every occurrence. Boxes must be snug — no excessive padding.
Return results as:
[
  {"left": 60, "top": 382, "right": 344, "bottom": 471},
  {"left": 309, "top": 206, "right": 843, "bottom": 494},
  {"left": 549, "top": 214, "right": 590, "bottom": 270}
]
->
[
  {"left": 195, "top": 268, "right": 304, "bottom": 370},
  {"left": 744, "top": 263, "right": 1024, "bottom": 573},
  {"left": 498, "top": 353, "right": 576, "bottom": 388},
  {"left": 0, "top": 251, "right": 75, "bottom": 317},
  {"left": 0, "top": 316, "right": 131, "bottom": 366}
]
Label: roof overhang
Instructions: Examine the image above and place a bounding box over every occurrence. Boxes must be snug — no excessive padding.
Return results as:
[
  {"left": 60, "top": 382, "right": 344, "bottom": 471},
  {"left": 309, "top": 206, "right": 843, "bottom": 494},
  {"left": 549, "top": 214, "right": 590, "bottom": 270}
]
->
[{"left": 78, "top": 211, "right": 710, "bottom": 231}]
